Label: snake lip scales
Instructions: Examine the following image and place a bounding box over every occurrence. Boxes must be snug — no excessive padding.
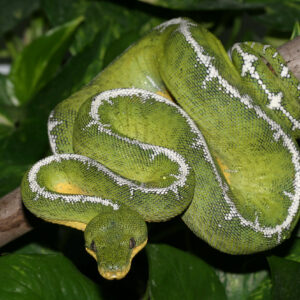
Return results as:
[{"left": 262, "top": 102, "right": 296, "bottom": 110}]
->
[{"left": 22, "top": 18, "right": 300, "bottom": 279}]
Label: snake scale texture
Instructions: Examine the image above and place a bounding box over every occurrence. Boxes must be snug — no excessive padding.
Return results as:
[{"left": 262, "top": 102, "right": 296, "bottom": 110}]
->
[{"left": 21, "top": 18, "right": 300, "bottom": 280}]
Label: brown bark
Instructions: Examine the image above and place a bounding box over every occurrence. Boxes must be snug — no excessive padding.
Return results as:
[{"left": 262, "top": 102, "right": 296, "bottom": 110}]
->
[
  {"left": 278, "top": 36, "right": 300, "bottom": 80},
  {"left": 0, "top": 187, "right": 32, "bottom": 247},
  {"left": 1, "top": 36, "right": 300, "bottom": 248}
]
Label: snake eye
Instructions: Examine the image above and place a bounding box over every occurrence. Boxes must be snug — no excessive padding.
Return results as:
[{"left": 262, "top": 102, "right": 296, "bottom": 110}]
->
[
  {"left": 129, "top": 238, "right": 136, "bottom": 249},
  {"left": 90, "top": 240, "right": 96, "bottom": 252}
]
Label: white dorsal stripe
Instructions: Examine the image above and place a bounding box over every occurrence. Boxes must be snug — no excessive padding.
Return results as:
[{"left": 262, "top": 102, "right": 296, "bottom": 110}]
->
[
  {"left": 88, "top": 89, "right": 190, "bottom": 197},
  {"left": 28, "top": 149, "right": 189, "bottom": 207},
  {"left": 48, "top": 110, "right": 63, "bottom": 154},
  {"left": 232, "top": 43, "right": 300, "bottom": 130},
  {"left": 157, "top": 18, "right": 300, "bottom": 239},
  {"left": 28, "top": 154, "right": 120, "bottom": 209}
]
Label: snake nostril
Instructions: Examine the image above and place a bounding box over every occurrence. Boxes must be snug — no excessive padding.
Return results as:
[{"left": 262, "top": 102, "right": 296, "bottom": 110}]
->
[
  {"left": 90, "top": 240, "right": 96, "bottom": 252},
  {"left": 129, "top": 237, "right": 136, "bottom": 249}
]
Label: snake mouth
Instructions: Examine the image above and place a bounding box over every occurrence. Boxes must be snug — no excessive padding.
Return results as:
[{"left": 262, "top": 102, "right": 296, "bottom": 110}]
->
[
  {"left": 85, "top": 248, "right": 130, "bottom": 279},
  {"left": 98, "top": 239, "right": 148, "bottom": 279},
  {"left": 85, "top": 239, "right": 148, "bottom": 280},
  {"left": 98, "top": 266, "right": 130, "bottom": 280}
]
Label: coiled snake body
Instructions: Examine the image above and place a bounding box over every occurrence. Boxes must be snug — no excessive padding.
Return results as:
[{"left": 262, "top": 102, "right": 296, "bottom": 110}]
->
[{"left": 22, "top": 18, "right": 300, "bottom": 279}]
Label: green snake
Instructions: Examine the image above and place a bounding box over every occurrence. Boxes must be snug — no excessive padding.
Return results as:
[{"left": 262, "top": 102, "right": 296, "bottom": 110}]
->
[{"left": 21, "top": 18, "right": 300, "bottom": 280}]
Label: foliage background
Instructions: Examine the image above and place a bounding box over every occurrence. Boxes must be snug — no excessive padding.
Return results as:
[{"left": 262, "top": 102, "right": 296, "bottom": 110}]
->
[{"left": 0, "top": 0, "right": 299, "bottom": 299}]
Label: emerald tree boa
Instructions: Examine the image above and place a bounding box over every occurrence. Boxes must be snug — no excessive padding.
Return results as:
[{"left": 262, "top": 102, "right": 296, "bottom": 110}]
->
[{"left": 21, "top": 18, "right": 300, "bottom": 280}]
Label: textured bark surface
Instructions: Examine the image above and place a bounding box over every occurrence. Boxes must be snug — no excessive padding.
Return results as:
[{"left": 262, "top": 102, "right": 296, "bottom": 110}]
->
[
  {"left": 0, "top": 36, "right": 300, "bottom": 248},
  {"left": 279, "top": 36, "right": 300, "bottom": 80},
  {"left": 0, "top": 187, "right": 32, "bottom": 247}
]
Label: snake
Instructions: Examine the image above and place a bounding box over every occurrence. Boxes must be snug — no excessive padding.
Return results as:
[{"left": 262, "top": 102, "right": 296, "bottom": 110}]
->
[{"left": 21, "top": 18, "right": 300, "bottom": 280}]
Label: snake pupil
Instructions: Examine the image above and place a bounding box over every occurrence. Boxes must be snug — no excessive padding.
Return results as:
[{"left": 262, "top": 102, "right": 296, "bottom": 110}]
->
[
  {"left": 90, "top": 240, "right": 96, "bottom": 252},
  {"left": 129, "top": 238, "right": 136, "bottom": 249}
]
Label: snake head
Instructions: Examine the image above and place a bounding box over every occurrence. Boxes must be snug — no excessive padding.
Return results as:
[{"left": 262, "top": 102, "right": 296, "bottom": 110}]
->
[{"left": 84, "top": 208, "right": 147, "bottom": 280}]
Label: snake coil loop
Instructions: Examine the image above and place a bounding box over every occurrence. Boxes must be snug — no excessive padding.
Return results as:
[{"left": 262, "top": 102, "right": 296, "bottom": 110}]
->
[{"left": 22, "top": 18, "right": 300, "bottom": 280}]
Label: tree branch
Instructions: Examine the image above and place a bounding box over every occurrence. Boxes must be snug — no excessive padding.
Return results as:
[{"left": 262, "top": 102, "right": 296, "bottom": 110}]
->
[
  {"left": 278, "top": 36, "right": 300, "bottom": 79},
  {"left": 0, "top": 187, "right": 32, "bottom": 247},
  {"left": 1, "top": 36, "right": 300, "bottom": 248}
]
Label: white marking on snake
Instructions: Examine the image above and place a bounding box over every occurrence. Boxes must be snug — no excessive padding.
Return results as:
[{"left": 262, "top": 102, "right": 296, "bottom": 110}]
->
[
  {"left": 158, "top": 18, "right": 300, "bottom": 240},
  {"left": 232, "top": 43, "right": 300, "bottom": 130},
  {"left": 87, "top": 89, "right": 191, "bottom": 198},
  {"left": 28, "top": 154, "right": 120, "bottom": 209},
  {"left": 280, "top": 64, "right": 290, "bottom": 78},
  {"left": 48, "top": 110, "right": 63, "bottom": 154},
  {"left": 263, "top": 45, "right": 270, "bottom": 53}
]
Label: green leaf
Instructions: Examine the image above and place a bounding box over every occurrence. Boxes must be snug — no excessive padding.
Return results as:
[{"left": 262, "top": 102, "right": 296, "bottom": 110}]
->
[
  {"left": 41, "top": 0, "right": 79, "bottom": 26},
  {"left": 9, "top": 16, "right": 84, "bottom": 105},
  {"left": 291, "top": 21, "right": 300, "bottom": 39},
  {"left": 0, "top": 252, "right": 102, "bottom": 300},
  {"left": 137, "top": 0, "right": 299, "bottom": 33},
  {"left": 0, "top": 163, "right": 32, "bottom": 197},
  {"left": 0, "top": 104, "right": 15, "bottom": 139},
  {"left": 285, "top": 238, "right": 300, "bottom": 263},
  {"left": 257, "top": 2, "right": 300, "bottom": 32},
  {"left": 137, "top": 0, "right": 264, "bottom": 10},
  {"left": 247, "top": 278, "right": 272, "bottom": 300},
  {"left": 42, "top": 0, "right": 162, "bottom": 55},
  {"left": 0, "top": 74, "right": 14, "bottom": 106},
  {"left": 146, "top": 244, "right": 227, "bottom": 300},
  {"left": 268, "top": 256, "right": 300, "bottom": 300},
  {"left": 14, "top": 242, "right": 58, "bottom": 255},
  {"left": 217, "top": 270, "right": 269, "bottom": 300},
  {"left": 0, "top": 0, "right": 40, "bottom": 37}
]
